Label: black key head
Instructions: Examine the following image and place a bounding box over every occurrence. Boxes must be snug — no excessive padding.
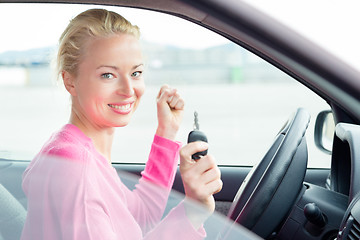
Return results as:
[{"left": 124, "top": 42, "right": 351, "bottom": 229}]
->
[{"left": 187, "top": 130, "right": 208, "bottom": 160}]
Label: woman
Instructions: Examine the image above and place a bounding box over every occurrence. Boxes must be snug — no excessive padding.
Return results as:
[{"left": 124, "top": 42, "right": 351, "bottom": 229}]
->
[{"left": 21, "top": 9, "right": 222, "bottom": 239}]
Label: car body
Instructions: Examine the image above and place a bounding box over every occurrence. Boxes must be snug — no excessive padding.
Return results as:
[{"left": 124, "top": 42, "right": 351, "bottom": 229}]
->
[{"left": 1, "top": 0, "right": 360, "bottom": 239}]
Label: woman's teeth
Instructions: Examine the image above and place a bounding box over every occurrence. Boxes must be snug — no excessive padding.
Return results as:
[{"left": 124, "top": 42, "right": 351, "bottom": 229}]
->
[{"left": 108, "top": 104, "right": 131, "bottom": 111}]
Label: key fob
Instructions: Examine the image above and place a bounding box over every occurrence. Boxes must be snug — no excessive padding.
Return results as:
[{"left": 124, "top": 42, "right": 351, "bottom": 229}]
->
[{"left": 187, "top": 130, "right": 208, "bottom": 160}]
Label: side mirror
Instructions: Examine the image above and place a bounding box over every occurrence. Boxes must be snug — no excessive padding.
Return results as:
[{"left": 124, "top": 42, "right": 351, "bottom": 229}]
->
[{"left": 314, "top": 110, "right": 335, "bottom": 154}]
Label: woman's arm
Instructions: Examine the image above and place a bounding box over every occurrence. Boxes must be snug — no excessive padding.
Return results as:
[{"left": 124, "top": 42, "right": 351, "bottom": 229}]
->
[
  {"left": 125, "top": 135, "right": 181, "bottom": 233},
  {"left": 124, "top": 85, "right": 185, "bottom": 232}
]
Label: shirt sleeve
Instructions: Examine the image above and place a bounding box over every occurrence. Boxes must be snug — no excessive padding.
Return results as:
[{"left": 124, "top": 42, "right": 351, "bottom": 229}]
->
[
  {"left": 141, "top": 135, "right": 182, "bottom": 189},
  {"left": 125, "top": 135, "right": 182, "bottom": 234}
]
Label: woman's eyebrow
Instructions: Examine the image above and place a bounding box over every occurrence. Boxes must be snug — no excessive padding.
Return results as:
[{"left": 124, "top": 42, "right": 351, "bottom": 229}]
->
[
  {"left": 96, "top": 64, "right": 143, "bottom": 70},
  {"left": 96, "top": 65, "right": 119, "bottom": 70},
  {"left": 133, "top": 63, "right": 144, "bottom": 69}
]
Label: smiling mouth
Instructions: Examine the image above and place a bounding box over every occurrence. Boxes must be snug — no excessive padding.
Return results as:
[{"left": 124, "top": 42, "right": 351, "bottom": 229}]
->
[{"left": 108, "top": 103, "right": 132, "bottom": 112}]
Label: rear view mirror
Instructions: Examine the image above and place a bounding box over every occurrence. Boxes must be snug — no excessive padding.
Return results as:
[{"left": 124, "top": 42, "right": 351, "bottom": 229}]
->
[{"left": 314, "top": 110, "right": 335, "bottom": 154}]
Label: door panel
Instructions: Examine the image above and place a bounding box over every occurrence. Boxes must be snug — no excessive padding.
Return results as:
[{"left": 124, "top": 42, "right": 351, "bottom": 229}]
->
[{"left": 0, "top": 159, "right": 330, "bottom": 214}]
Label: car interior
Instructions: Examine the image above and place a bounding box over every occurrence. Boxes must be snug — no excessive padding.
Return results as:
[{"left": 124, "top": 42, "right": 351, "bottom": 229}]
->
[{"left": 1, "top": 0, "right": 360, "bottom": 239}]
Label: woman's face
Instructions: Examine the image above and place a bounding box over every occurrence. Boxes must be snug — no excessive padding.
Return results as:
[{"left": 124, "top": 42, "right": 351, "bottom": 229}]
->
[{"left": 69, "top": 34, "right": 145, "bottom": 128}]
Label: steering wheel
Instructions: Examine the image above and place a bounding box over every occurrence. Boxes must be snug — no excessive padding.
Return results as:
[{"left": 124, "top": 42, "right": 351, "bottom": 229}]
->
[{"left": 227, "top": 108, "right": 310, "bottom": 238}]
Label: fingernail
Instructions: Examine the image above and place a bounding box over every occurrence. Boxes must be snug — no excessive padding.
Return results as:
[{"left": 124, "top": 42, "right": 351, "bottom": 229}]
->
[{"left": 199, "top": 141, "right": 208, "bottom": 148}]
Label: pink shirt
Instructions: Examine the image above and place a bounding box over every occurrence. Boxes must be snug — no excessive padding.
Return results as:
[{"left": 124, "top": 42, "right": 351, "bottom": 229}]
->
[{"left": 21, "top": 124, "right": 205, "bottom": 239}]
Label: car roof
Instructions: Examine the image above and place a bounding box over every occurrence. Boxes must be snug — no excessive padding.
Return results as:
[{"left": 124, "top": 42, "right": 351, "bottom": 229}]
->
[{"left": 3, "top": 0, "right": 360, "bottom": 121}]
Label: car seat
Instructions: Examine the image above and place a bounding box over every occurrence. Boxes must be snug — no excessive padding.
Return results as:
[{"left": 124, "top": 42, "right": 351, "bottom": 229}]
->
[{"left": 0, "top": 184, "right": 26, "bottom": 240}]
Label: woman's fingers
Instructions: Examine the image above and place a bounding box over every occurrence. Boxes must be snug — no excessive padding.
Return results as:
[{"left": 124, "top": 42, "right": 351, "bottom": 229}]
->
[
  {"left": 156, "top": 84, "right": 170, "bottom": 99},
  {"left": 180, "top": 142, "right": 209, "bottom": 168},
  {"left": 180, "top": 142, "right": 223, "bottom": 211},
  {"left": 201, "top": 163, "right": 221, "bottom": 184},
  {"left": 193, "top": 156, "right": 222, "bottom": 195},
  {"left": 202, "top": 169, "right": 223, "bottom": 195},
  {"left": 168, "top": 92, "right": 184, "bottom": 109},
  {"left": 157, "top": 86, "right": 184, "bottom": 110},
  {"left": 155, "top": 85, "right": 184, "bottom": 140}
]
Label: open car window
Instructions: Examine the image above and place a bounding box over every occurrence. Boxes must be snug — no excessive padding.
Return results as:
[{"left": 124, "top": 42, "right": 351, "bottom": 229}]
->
[{"left": 0, "top": 3, "right": 330, "bottom": 168}]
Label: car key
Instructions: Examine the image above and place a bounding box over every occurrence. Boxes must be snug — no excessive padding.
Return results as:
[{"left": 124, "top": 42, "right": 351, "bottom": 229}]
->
[{"left": 187, "top": 111, "right": 208, "bottom": 160}]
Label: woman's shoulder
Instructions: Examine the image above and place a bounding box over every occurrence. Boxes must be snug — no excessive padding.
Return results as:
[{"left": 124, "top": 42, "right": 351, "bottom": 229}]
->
[{"left": 41, "top": 124, "right": 92, "bottom": 162}]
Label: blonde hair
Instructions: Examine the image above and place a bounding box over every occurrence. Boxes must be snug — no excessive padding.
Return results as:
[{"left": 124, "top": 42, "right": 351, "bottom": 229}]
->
[{"left": 57, "top": 8, "right": 140, "bottom": 77}]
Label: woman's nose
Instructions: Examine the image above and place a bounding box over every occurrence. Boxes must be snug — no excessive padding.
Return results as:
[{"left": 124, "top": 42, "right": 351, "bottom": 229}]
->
[{"left": 116, "top": 75, "right": 134, "bottom": 97}]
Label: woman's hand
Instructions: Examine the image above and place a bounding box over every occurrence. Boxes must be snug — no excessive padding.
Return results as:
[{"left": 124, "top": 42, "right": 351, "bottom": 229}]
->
[
  {"left": 179, "top": 142, "right": 223, "bottom": 229},
  {"left": 155, "top": 85, "right": 184, "bottom": 141}
]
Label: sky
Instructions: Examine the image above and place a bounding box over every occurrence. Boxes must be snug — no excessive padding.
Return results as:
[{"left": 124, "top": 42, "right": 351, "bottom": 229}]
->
[
  {"left": 1, "top": 1, "right": 360, "bottom": 71},
  {"left": 0, "top": 3, "right": 226, "bottom": 53}
]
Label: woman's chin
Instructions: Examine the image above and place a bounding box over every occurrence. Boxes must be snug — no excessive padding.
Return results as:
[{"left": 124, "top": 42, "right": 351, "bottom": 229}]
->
[
  {"left": 114, "top": 123, "right": 129, "bottom": 128},
  {"left": 112, "top": 119, "right": 131, "bottom": 128}
]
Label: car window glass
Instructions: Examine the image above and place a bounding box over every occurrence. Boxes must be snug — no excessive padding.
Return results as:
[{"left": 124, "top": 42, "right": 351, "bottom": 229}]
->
[{"left": 0, "top": 3, "right": 330, "bottom": 168}]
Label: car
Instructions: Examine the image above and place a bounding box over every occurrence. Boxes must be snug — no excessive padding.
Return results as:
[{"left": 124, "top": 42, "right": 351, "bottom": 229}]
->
[{"left": 1, "top": 0, "right": 360, "bottom": 239}]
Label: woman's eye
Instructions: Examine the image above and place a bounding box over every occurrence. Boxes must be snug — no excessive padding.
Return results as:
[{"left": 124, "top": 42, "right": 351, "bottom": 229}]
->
[
  {"left": 101, "top": 73, "right": 114, "bottom": 79},
  {"left": 131, "top": 71, "right": 142, "bottom": 78}
]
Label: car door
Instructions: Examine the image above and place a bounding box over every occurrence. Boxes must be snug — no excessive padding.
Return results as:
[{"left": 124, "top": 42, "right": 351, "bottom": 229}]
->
[{"left": 0, "top": 2, "right": 331, "bottom": 232}]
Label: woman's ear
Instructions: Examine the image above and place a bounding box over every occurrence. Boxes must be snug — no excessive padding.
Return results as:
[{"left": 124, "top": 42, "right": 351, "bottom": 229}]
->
[{"left": 62, "top": 71, "right": 77, "bottom": 96}]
